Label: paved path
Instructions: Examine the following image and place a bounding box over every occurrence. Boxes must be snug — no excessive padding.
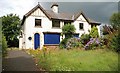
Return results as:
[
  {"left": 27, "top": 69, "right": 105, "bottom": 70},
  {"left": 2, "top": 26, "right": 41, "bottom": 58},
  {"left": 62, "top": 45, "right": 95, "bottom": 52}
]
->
[{"left": 2, "top": 50, "right": 40, "bottom": 71}]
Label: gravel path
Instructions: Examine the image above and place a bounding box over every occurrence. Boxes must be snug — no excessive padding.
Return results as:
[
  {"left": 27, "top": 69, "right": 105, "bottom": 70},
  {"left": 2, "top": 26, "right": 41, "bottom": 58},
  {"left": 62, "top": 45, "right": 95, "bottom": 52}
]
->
[{"left": 2, "top": 50, "right": 40, "bottom": 71}]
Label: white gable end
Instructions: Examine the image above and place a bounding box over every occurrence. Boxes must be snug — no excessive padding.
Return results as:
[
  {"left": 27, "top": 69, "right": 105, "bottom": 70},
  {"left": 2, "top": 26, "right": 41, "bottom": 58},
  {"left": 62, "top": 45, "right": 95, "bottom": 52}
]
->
[
  {"left": 31, "top": 8, "right": 46, "bottom": 17},
  {"left": 73, "top": 14, "right": 91, "bottom": 36}
]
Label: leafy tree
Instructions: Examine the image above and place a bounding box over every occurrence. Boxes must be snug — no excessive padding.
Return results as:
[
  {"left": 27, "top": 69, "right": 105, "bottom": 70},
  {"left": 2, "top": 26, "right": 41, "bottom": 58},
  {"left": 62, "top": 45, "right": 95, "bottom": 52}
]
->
[
  {"left": 2, "top": 14, "right": 21, "bottom": 47},
  {"left": 62, "top": 23, "right": 76, "bottom": 38},
  {"left": 108, "top": 12, "right": 120, "bottom": 52},
  {"left": 110, "top": 12, "right": 120, "bottom": 30},
  {"left": 2, "top": 34, "right": 7, "bottom": 57},
  {"left": 89, "top": 26, "right": 99, "bottom": 38},
  {"left": 60, "top": 24, "right": 76, "bottom": 49}
]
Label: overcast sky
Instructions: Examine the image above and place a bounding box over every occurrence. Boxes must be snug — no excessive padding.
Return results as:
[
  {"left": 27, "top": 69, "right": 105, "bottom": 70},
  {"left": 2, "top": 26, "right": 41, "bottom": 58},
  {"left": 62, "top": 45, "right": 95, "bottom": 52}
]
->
[{"left": 0, "top": 0, "right": 119, "bottom": 24}]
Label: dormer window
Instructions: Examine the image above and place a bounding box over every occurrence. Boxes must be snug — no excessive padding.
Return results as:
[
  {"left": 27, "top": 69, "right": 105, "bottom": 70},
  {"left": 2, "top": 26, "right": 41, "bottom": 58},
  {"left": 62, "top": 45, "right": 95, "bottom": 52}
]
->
[{"left": 35, "top": 19, "right": 41, "bottom": 27}]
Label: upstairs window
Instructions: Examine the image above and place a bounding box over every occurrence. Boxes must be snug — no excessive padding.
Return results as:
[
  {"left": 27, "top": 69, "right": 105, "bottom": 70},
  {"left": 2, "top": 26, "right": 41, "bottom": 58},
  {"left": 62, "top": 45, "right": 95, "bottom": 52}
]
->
[
  {"left": 79, "top": 23, "right": 84, "bottom": 30},
  {"left": 35, "top": 19, "right": 41, "bottom": 27},
  {"left": 52, "top": 20, "right": 60, "bottom": 28}
]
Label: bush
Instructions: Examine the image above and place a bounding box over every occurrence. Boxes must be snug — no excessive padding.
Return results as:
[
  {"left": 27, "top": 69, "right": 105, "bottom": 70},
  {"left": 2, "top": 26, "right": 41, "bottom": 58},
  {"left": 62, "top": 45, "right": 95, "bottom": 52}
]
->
[
  {"left": 108, "top": 33, "right": 120, "bottom": 52},
  {"left": 89, "top": 26, "right": 99, "bottom": 38},
  {"left": 66, "top": 37, "right": 83, "bottom": 49},
  {"left": 59, "top": 38, "right": 68, "bottom": 49},
  {"left": 2, "top": 34, "right": 7, "bottom": 57},
  {"left": 84, "top": 38, "right": 101, "bottom": 50},
  {"left": 80, "top": 34, "right": 91, "bottom": 45}
]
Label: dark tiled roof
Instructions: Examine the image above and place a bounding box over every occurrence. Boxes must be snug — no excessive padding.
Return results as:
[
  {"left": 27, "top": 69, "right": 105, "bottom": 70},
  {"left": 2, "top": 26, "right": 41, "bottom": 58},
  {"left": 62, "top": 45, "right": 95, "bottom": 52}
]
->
[
  {"left": 21, "top": 4, "right": 101, "bottom": 25},
  {"left": 51, "top": 3, "right": 58, "bottom": 8},
  {"left": 46, "top": 10, "right": 73, "bottom": 20}
]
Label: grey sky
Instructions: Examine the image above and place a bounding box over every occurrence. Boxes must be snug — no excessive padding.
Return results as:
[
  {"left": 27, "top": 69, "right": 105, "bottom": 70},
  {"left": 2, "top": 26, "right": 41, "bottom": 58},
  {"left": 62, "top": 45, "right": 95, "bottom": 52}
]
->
[
  {"left": 0, "top": 0, "right": 119, "bottom": 24},
  {"left": 40, "top": 2, "right": 118, "bottom": 24}
]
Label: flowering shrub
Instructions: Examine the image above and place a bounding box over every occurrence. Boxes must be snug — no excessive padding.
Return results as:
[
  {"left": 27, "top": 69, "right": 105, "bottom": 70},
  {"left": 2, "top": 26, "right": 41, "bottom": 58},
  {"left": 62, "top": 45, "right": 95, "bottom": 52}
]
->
[
  {"left": 66, "top": 37, "right": 83, "bottom": 49},
  {"left": 84, "top": 38, "right": 101, "bottom": 50}
]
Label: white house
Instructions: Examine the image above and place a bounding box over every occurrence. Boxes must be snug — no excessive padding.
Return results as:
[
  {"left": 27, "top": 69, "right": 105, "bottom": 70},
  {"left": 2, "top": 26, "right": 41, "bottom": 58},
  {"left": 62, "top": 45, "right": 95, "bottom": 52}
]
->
[{"left": 19, "top": 3, "right": 101, "bottom": 50}]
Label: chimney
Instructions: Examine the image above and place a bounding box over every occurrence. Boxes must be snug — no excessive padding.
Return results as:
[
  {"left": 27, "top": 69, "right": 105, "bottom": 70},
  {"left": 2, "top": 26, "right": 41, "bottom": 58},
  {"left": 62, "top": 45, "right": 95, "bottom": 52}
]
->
[{"left": 51, "top": 3, "right": 58, "bottom": 13}]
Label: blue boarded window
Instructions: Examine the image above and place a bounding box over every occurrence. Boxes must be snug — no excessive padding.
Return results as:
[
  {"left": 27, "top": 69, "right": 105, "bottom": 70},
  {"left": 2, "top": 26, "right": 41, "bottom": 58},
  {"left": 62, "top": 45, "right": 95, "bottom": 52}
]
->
[
  {"left": 44, "top": 33, "right": 60, "bottom": 44},
  {"left": 74, "top": 34, "right": 79, "bottom": 38},
  {"left": 65, "top": 34, "right": 79, "bottom": 38}
]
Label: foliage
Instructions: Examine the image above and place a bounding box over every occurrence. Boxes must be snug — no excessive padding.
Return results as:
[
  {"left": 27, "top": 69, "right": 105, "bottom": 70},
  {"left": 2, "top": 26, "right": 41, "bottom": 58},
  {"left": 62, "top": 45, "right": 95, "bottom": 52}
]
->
[
  {"left": 62, "top": 23, "right": 76, "bottom": 38},
  {"left": 59, "top": 38, "right": 68, "bottom": 49},
  {"left": 102, "top": 25, "right": 114, "bottom": 35},
  {"left": 108, "top": 32, "right": 120, "bottom": 52},
  {"left": 89, "top": 26, "right": 99, "bottom": 38},
  {"left": 27, "top": 49, "right": 118, "bottom": 71},
  {"left": 80, "top": 34, "right": 91, "bottom": 45},
  {"left": 109, "top": 12, "right": 120, "bottom": 52},
  {"left": 66, "top": 37, "right": 83, "bottom": 49},
  {"left": 2, "top": 34, "right": 7, "bottom": 57},
  {"left": 101, "top": 12, "right": 120, "bottom": 52},
  {"left": 2, "top": 14, "right": 21, "bottom": 47},
  {"left": 84, "top": 38, "right": 101, "bottom": 50},
  {"left": 42, "top": 46, "right": 47, "bottom": 58},
  {"left": 110, "top": 12, "right": 120, "bottom": 30}
]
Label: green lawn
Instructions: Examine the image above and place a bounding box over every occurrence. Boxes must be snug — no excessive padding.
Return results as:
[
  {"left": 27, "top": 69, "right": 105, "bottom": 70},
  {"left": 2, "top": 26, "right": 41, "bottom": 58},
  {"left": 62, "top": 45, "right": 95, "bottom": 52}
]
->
[{"left": 26, "top": 49, "right": 118, "bottom": 71}]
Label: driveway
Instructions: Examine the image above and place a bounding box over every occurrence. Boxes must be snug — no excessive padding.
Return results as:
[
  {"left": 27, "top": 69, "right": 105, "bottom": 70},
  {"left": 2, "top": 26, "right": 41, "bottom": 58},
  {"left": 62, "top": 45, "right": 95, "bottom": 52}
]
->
[{"left": 2, "top": 50, "right": 40, "bottom": 71}]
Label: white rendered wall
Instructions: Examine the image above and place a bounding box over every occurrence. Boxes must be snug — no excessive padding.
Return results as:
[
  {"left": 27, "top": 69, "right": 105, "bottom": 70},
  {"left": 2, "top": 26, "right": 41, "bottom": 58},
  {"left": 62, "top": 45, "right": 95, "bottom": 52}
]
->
[{"left": 73, "top": 15, "right": 91, "bottom": 37}]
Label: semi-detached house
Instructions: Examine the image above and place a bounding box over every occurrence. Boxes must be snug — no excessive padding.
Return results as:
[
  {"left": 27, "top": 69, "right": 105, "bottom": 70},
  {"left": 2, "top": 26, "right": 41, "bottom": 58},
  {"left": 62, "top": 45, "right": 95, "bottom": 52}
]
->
[{"left": 19, "top": 3, "right": 101, "bottom": 50}]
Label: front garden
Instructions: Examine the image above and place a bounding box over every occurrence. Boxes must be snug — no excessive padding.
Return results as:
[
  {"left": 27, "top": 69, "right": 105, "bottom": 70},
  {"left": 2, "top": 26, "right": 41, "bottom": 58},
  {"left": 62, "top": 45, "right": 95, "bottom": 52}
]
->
[
  {"left": 25, "top": 23, "right": 119, "bottom": 71},
  {"left": 26, "top": 48, "right": 118, "bottom": 71}
]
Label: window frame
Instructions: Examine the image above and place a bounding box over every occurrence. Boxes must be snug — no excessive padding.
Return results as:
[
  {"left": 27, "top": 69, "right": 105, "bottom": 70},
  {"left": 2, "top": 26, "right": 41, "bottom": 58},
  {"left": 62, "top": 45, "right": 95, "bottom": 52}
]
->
[
  {"left": 52, "top": 20, "right": 60, "bottom": 28},
  {"left": 35, "top": 19, "right": 42, "bottom": 27},
  {"left": 79, "top": 23, "right": 84, "bottom": 30}
]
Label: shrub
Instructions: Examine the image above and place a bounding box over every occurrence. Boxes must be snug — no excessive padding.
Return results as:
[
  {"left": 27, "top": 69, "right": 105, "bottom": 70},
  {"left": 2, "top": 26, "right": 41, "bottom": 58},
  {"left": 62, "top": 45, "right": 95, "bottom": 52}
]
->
[
  {"left": 108, "top": 32, "right": 120, "bottom": 52},
  {"left": 89, "top": 26, "right": 99, "bottom": 38},
  {"left": 80, "top": 34, "right": 91, "bottom": 45},
  {"left": 59, "top": 38, "right": 68, "bottom": 49},
  {"left": 84, "top": 38, "right": 101, "bottom": 50},
  {"left": 66, "top": 37, "right": 83, "bottom": 49},
  {"left": 2, "top": 34, "right": 7, "bottom": 57}
]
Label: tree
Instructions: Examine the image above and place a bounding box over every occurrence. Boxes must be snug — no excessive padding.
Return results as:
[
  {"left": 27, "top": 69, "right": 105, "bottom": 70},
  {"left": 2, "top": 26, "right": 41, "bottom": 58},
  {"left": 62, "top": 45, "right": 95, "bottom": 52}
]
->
[
  {"left": 60, "top": 24, "right": 76, "bottom": 49},
  {"left": 109, "top": 12, "right": 120, "bottom": 52},
  {"left": 62, "top": 23, "right": 76, "bottom": 38},
  {"left": 2, "top": 14, "right": 21, "bottom": 47},
  {"left": 89, "top": 26, "right": 99, "bottom": 38},
  {"left": 110, "top": 12, "right": 120, "bottom": 30}
]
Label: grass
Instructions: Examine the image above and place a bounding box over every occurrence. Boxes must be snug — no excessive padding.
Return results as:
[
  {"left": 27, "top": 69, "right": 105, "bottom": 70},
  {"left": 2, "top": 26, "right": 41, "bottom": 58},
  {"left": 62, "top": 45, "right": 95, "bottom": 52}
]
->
[{"left": 26, "top": 49, "right": 118, "bottom": 71}]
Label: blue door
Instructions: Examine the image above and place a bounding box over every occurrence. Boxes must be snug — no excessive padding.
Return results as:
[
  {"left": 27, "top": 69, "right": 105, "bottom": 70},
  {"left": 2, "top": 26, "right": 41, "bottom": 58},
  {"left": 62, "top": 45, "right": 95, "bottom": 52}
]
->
[
  {"left": 34, "top": 33, "right": 40, "bottom": 49},
  {"left": 44, "top": 33, "right": 60, "bottom": 44}
]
